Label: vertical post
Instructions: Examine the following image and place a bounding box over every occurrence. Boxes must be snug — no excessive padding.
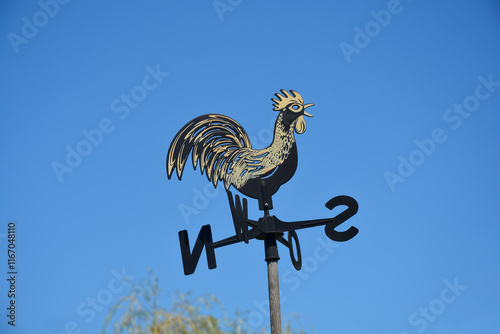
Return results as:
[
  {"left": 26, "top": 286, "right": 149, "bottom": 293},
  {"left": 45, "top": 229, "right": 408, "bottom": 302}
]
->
[{"left": 265, "top": 235, "right": 282, "bottom": 334}]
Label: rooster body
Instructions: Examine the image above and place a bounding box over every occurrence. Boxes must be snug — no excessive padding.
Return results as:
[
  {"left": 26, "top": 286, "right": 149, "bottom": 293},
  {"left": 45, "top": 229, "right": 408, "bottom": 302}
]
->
[{"left": 166, "top": 90, "right": 314, "bottom": 200}]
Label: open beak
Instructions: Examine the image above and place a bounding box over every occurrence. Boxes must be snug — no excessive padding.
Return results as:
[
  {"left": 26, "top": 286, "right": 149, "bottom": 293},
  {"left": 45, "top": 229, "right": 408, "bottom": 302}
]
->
[
  {"left": 303, "top": 103, "right": 314, "bottom": 117},
  {"left": 295, "top": 103, "right": 315, "bottom": 134}
]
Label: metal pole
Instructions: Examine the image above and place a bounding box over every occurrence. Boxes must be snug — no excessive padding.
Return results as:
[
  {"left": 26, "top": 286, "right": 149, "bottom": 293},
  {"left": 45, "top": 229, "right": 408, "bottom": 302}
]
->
[{"left": 265, "top": 235, "right": 282, "bottom": 334}]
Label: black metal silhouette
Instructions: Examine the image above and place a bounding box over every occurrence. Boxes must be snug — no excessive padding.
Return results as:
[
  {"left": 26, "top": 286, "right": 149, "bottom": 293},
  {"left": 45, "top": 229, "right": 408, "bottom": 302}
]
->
[
  {"left": 167, "top": 90, "right": 313, "bottom": 210},
  {"left": 178, "top": 180, "right": 358, "bottom": 275},
  {"left": 166, "top": 90, "right": 359, "bottom": 276},
  {"left": 168, "top": 90, "right": 359, "bottom": 334}
]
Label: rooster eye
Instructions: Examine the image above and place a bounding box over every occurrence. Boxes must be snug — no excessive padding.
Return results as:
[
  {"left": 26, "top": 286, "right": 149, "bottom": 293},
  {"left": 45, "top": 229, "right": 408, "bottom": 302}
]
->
[{"left": 291, "top": 105, "right": 301, "bottom": 111}]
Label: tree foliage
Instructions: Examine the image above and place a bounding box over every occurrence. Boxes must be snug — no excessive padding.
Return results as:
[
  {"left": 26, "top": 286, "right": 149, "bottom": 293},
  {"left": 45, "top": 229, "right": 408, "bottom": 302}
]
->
[{"left": 101, "top": 269, "right": 311, "bottom": 334}]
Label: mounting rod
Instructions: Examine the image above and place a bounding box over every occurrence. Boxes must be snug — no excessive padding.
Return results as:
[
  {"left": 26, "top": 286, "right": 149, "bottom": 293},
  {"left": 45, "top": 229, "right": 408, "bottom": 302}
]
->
[{"left": 265, "top": 235, "right": 282, "bottom": 334}]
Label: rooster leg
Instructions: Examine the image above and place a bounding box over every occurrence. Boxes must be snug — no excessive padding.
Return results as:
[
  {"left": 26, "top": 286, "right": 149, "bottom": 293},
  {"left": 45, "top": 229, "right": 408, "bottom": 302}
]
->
[{"left": 258, "top": 180, "right": 274, "bottom": 212}]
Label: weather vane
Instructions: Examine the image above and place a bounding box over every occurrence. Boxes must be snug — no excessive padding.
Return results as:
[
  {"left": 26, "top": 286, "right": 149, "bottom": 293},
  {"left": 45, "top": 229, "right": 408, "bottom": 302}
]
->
[{"left": 166, "top": 89, "right": 359, "bottom": 333}]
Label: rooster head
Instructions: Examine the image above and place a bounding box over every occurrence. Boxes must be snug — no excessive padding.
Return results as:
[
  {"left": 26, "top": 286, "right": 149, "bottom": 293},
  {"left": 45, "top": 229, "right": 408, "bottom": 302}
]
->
[{"left": 271, "top": 89, "right": 314, "bottom": 134}]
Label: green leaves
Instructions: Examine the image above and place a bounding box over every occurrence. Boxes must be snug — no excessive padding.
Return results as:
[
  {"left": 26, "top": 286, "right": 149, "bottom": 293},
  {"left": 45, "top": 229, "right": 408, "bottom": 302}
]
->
[{"left": 101, "top": 269, "right": 311, "bottom": 334}]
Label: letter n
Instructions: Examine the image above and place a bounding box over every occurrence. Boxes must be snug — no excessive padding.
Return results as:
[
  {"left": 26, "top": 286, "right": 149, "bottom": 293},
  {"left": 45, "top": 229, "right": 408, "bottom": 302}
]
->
[{"left": 178, "top": 225, "right": 216, "bottom": 275}]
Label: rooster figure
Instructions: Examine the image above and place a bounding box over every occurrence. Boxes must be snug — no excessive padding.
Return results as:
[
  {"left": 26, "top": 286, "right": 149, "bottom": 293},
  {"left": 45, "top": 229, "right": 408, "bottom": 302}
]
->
[{"left": 166, "top": 90, "right": 314, "bottom": 208}]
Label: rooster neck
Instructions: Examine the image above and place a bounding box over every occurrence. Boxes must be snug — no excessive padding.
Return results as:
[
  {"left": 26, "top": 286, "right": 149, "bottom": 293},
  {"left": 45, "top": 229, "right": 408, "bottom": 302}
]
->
[{"left": 266, "top": 112, "right": 297, "bottom": 156}]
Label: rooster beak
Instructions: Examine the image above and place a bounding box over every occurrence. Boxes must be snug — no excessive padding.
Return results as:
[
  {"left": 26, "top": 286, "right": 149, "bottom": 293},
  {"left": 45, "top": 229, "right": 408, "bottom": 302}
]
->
[{"left": 303, "top": 103, "right": 314, "bottom": 117}]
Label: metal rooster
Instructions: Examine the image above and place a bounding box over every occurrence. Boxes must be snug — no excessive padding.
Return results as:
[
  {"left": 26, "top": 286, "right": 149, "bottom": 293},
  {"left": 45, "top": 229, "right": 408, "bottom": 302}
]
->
[
  {"left": 168, "top": 89, "right": 360, "bottom": 279},
  {"left": 166, "top": 89, "right": 314, "bottom": 207}
]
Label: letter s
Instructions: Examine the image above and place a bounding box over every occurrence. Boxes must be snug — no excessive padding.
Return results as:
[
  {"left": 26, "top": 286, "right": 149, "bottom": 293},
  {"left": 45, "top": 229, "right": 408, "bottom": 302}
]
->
[
  {"left": 442, "top": 108, "right": 461, "bottom": 130},
  {"left": 409, "top": 312, "right": 427, "bottom": 333},
  {"left": 282, "top": 270, "right": 301, "bottom": 291},
  {"left": 111, "top": 99, "right": 129, "bottom": 120},
  {"left": 324, "top": 196, "right": 359, "bottom": 242},
  {"left": 76, "top": 302, "right": 95, "bottom": 323}
]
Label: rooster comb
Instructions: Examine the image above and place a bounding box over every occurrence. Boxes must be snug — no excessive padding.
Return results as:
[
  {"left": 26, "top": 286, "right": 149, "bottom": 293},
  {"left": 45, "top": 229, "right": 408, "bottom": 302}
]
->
[{"left": 271, "top": 89, "right": 304, "bottom": 111}]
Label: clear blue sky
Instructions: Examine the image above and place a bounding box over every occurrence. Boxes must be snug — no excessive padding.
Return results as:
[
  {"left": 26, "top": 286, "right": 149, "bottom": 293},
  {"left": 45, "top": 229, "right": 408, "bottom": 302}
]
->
[{"left": 1, "top": 1, "right": 500, "bottom": 333}]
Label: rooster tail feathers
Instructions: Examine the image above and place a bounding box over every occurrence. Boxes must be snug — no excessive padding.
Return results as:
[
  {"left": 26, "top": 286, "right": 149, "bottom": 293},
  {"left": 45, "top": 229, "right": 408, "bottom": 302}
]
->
[{"left": 166, "top": 114, "right": 252, "bottom": 188}]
